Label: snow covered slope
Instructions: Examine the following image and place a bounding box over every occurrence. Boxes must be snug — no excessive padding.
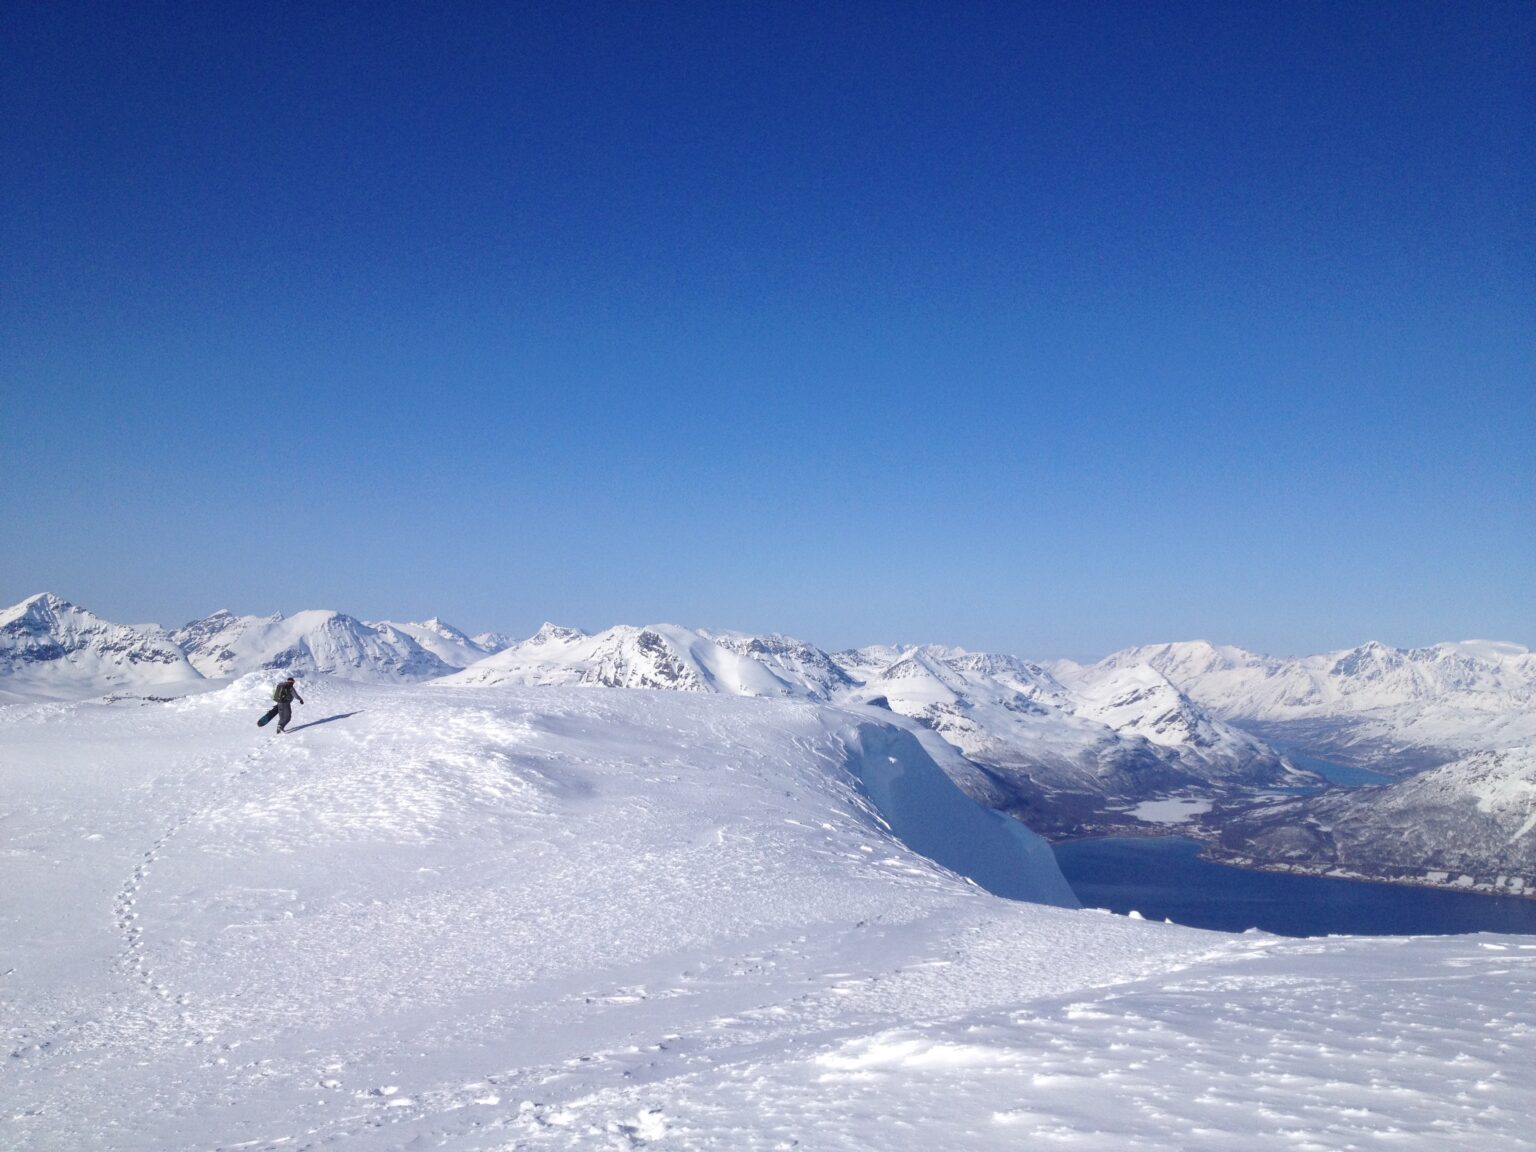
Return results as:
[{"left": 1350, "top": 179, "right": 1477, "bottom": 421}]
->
[
  {"left": 3, "top": 681, "right": 1532, "bottom": 1150},
  {"left": 0, "top": 592, "right": 203, "bottom": 700},
  {"left": 703, "top": 630, "right": 857, "bottom": 700},
  {"left": 367, "top": 617, "right": 500, "bottom": 668},
  {"left": 1214, "top": 747, "right": 1536, "bottom": 894},
  {"left": 1063, "top": 663, "right": 1291, "bottom": 784},
  {"left": 447, "top": 631, "right": 1310, "bottom": 834},
  {"left": 173, "top": 609, "right": 456, "bottom": 681},
  {"left": 444, "top": 623, "right": 802, "bottom": 695},
  {"left": 841, "top": 645, "right": 1300, "bottom": 805},
  {"left": 844, "top": 646, "right": 1185, "bottom": 795},
  {"left": 1076, "top": 639, "right": 1536, "bottom": 768}
]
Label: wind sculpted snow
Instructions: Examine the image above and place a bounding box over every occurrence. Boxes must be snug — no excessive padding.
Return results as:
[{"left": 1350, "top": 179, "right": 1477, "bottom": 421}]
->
[{"left": 3, "top": 680, "right": 1533, "bottom": 1150}]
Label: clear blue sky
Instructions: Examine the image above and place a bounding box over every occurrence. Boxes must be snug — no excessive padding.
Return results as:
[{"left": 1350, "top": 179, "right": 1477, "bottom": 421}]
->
[{"left": 3, "top": 1, "right": 1531, "bottom": 657}]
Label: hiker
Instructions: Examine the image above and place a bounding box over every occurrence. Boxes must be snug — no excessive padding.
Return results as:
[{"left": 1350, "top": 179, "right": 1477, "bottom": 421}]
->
[{"left": 260, "top": 676, "right": 304, "bottom": 733}]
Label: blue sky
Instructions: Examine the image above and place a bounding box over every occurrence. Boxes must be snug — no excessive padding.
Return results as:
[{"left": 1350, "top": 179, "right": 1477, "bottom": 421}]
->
[{"left": 3, "top": 1, "right": 1531, "bottom": 657}]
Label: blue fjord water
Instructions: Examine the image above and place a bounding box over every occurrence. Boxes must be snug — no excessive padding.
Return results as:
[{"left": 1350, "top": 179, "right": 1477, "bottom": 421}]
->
[
  {"left": 1274, "top": 744, "right": 1399, "bottom": 787},
  {"left": 1053, "top": 836, "right": 1536, "bottom": 937}
]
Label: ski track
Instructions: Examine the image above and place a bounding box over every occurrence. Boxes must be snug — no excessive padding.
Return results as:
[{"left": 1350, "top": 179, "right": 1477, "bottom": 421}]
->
[{"left": 3, "top": 681, "right": 1534, "bottom": 1150}]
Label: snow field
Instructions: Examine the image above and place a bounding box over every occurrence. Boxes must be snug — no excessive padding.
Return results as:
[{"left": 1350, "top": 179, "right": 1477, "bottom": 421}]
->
[{"left": 2, "top": 679, "right": 1533, "bottom": 1150}]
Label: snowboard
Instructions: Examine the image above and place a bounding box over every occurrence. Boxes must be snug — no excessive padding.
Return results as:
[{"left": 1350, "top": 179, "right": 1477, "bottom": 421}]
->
[{"left": 257, "top": 708, "right": 278, "bottom": 727}]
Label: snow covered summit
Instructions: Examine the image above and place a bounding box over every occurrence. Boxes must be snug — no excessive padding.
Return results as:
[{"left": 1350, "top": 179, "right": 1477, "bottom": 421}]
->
[
  {"left": 0, "top": 592, "right": 201, "bottom": 700},
  {"left": 442, "top": 622, "right": 804, "bottom": 695},
  {"left": 172, "top": 609, "right": 457, "bottom": 682}
]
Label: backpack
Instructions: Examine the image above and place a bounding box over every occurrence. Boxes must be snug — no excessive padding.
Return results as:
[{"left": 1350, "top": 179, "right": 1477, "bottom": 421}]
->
[{"left": 273, "top": 682, "right": 293, "bottom": 703}]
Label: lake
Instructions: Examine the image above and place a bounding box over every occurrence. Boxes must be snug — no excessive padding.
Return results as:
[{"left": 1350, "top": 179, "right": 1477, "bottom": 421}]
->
[
  {"left": 1273, "top": 743, "right": 1398, "bottom": 787},
  {"left": 1053, "top": 836, "right": 1536, "bottom": 937}
]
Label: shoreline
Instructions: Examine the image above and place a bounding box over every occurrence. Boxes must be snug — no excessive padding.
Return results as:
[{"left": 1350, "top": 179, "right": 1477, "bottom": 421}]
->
[
  {"left": 1047, "top": 826, "right": 1536, "bottom": 903},
  {"left": 1197, "top": 844, "right": 1536, "bottom": 902}
]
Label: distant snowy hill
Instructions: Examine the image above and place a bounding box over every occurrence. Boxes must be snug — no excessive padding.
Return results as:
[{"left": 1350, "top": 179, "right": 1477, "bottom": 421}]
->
[
  {"left": 172, "top": 609, "right": 456, "bottom": 682},
  {"left": 1067, "top": 638, "right": 1536, "bottom": 770},
  {"left": 469, "top": 630, "right": 514, "bottom": 654},
  {"left": 367, "top": 617, "right": 502, "bottom": 669},
  {"left": 1060, "top": 662, "right": 1291, "bottom": 784},
  {"left": 442, "top": 623, "right": 803, "bottom": 695},
  {"left": 704, "top": 630, "right": 857, "bottom": 700},
  {"left": 1212, "top": 747, "right": 1536, "bottom": 895},
  {"left": 0, "top": 593, "right": 202, "bottom": 699}
]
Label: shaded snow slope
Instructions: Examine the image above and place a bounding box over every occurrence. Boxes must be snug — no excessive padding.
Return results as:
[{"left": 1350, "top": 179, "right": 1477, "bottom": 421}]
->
[
  {"left": 845, "top": 646, "right": 1185, "bottom": 796},
  {"left": 1065, "top": 663, "right": 1292, "bottom": 784},
  {"left": 173, "top": 609, "right": 455, "bottom": 681},
  {"left": 3, "top": 682, "right": 1532, "bottom": 1150},
  {"left": 0, "top": 592, "right": 202, "bottom": 699}
]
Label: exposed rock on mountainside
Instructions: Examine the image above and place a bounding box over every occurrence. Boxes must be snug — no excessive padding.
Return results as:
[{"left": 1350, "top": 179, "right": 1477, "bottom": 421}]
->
[
  {"left": 172, "top": 609, "right": 455, "bottom": 682},
  {"left": 0, "top": 593, "right": 201, "bottom": 698},
  {"left": 1209, "top": 747, "right": 1536, "bottom": 896},
  {"left": 1068, "top": 639, "right": 1536, "bottom": 770},
  {"left": 442, "top": 623, "right": 799, "bottom": 695},
  {"left": 367, "top": 617, "right": 503, "bottom": 669},
  {"left": 835, "top": 644, "right": 1307, "bottom": 834}
]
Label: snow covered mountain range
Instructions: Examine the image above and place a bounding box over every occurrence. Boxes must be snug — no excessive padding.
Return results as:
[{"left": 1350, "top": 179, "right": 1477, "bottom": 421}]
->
[
  {"left": 3, "top": 593, "right": 1531, "bottom": 862},
  {"left": 8, "top": 600, "right": 1533, "bottom": 1147},
  {"left": 1059, "top": 638, "right": 1536, "bottom": 771}
]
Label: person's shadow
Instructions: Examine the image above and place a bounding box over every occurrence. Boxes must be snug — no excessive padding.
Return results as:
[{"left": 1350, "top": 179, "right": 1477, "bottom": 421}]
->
[{"left": 285, "top": 711, "right": 363, "bottom": 733}]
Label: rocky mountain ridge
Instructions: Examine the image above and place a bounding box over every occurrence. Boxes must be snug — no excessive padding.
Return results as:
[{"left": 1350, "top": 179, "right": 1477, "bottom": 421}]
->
[{"left": 1065, "top": 637, "right": 1536, "bottom": 770}]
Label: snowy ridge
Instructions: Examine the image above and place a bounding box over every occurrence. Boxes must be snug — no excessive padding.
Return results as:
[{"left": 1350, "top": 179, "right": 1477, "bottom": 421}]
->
[
  {"left": 441, "top": 622, "right": 801, "bottom": 696},
  {"left": 1075, "top": 638, "right": 1536, "bottom": 767},
  {"left": 172, "top": 609, "right": 456, "bottom": 682},
  {"left": 3, "top": 679, "right": 1533, "bottom": 1149},
  {"left": 1065, "top": 662, "right": 1290, "bottom": 783},
  {"left": 367, "top": 617, "right": 502, "bottom": 669},
  {"left": 445, "top": 630, "right": 1301, "bottom": 810},
  {"left": 702, "top": 630, "right": 857, "bottom": 700},
  {"left": 0, "top": 593, "right": 201, "bottom": 698}
]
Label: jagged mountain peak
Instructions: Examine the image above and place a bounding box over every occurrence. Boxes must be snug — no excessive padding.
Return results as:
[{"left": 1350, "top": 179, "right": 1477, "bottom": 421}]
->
[
  {"left": 0, "top": 593, "right": 202, "bottom": 698},
  {"left": 446, "top": 622, "right": 802, "bottom": 697},
  {"left": 701, "top": 631, "right": 855, "bottom": 700},
  {"left": 173, "top": 609, "right": 453, "bottom": 682},
  {"left": 526, "top": 622, "right": 590, "bottom": 646},
  {"left": 11, "top": 590, "right": 72, "bottom": 614}
]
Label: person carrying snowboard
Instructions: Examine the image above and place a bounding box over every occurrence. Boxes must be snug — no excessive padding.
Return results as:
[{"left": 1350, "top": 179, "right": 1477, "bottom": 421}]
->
[{"left": 260, "top": 676, "right": 304, "bottom": 733}]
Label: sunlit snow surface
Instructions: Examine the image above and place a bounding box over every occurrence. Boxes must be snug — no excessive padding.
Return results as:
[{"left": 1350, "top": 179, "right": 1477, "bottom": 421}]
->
[{"left": 3, "top": 681, "right": 1532, "bottom": 1151}]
